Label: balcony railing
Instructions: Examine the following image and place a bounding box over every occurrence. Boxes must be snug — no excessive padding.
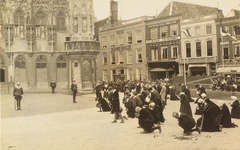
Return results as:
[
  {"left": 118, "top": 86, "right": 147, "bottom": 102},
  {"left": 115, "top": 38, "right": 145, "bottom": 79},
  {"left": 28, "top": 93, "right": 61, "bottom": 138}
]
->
[
  {"left": 179, "top": 56, "right": 218, "bottom": 64},
  {"left": 65, "top": 41, "right": 100, "bottom": 53}
]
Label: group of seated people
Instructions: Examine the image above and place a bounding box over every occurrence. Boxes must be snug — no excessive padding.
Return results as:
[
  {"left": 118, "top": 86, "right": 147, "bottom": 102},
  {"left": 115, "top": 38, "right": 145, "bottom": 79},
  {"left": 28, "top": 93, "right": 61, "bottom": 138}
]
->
[{"left": 212, "top": 75, "right": 240, "bottom": 92}]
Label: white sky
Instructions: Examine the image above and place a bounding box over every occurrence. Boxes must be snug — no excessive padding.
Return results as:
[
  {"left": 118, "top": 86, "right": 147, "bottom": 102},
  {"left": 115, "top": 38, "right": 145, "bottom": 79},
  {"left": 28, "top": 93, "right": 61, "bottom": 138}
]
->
[{"left": 93, "top": 0, "right": 240, "bottom": 21}]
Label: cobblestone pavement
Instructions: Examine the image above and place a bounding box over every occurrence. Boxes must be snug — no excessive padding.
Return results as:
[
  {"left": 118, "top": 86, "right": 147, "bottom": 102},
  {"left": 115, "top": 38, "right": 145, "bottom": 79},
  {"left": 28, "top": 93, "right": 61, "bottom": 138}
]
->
[{"left": 1, "top": 93, "right": 240, "bottom": 150}]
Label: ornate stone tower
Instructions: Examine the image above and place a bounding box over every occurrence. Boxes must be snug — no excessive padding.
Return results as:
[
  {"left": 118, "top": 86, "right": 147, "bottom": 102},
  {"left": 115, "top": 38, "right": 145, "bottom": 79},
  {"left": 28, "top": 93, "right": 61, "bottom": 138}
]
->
[{"left": 0, "top": 0, "right": 100, "bottom": 93}]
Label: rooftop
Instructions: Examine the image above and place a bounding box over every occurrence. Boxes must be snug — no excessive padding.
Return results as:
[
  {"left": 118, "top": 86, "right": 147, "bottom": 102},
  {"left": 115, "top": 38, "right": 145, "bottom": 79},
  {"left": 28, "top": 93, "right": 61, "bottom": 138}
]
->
[{"left": 156, "top": 1, "right": 223, "bottom": 20}]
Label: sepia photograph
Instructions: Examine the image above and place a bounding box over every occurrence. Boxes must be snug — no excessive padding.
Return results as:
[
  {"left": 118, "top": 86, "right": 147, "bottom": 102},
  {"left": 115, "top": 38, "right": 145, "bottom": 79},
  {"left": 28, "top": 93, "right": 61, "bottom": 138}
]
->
[{"left": 1, "top": 0, "right": 240, "bottom": 149}]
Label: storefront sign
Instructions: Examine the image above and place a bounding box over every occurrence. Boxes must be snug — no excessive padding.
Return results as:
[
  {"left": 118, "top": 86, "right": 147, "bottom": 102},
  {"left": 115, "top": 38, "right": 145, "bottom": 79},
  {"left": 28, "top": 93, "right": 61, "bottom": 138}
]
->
[{"left": 146, "top": 36, "right": 180, "bottom": 44}]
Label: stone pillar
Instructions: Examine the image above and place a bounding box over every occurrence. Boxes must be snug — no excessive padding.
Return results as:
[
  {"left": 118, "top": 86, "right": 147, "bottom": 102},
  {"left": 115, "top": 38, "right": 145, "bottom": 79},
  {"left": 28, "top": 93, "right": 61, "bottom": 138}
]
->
[
  {"left": 68, "top": 58, "right": 72, "bottom": 88},
  {"left": 79, "top": 57, "right": 83, "bottom": 90},
  {"left": 178, "top": 64, "right": 184, "bottom": 76}
]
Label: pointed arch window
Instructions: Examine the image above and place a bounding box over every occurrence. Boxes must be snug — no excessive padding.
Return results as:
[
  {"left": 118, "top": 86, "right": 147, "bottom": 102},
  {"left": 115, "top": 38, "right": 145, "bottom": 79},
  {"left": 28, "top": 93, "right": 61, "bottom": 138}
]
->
[
  {"left": 35, "top": 11, "right": 47, "bottom": 38},
  {"left": 15, "top": 55, "right": 26, "bottom": 68},
  {"left": 56, "top": 55, "right": 66, "bottom": 68},
  {"left": 56, "top": 12, "right": 66, "bottom": 31},
  {"left": 14, "top": 10, "right": 25, "bottom": 38},
  {"left": 36, "top": 55, "right": 47, "bottom": 68}
]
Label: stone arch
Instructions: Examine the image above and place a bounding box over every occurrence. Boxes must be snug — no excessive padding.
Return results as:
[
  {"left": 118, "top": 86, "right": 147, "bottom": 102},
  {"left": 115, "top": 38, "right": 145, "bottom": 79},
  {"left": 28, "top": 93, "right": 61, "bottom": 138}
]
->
[
  {"left": 15, "top": 54, "right": 26, "bottom": 69},
  {"left": 0, "top": 49, "right": 9, "bottom": 82},
  {"left": 33, "top": 9, "right": 48, "bottom": 25},
  {"left": 56, "top": 11, "right": 66, "bottom": 31},
  {"left": 13, "top": 8, "right": 25, "bottom": 25},
  {"left": 35, "top": 55, "right": 48, "bottom": 89},
  {"left": 82, "top": 58, "right": 91, "bottom": 82},
  {"left": 14, "top": 54, "right": 27, "bottom": 85},
  {"left": 56, "top": 55, "right": 68, "bottom": 88}
]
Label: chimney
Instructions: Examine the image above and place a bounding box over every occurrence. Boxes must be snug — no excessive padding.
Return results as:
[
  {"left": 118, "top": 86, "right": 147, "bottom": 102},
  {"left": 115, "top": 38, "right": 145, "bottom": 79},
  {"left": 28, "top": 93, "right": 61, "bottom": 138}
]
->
[{"left": 110, "top": 0, "right": 118, "bottom": 24}]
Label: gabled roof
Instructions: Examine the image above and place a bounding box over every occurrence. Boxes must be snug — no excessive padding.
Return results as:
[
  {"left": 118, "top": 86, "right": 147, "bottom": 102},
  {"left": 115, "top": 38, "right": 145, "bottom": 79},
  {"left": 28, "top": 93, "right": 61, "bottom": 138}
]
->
[
  {"left": 226, "top": 9, "right": 240, "bottom": 17},
  {"left": 156, "top": 1, "right": 223, "bottom": 20}
]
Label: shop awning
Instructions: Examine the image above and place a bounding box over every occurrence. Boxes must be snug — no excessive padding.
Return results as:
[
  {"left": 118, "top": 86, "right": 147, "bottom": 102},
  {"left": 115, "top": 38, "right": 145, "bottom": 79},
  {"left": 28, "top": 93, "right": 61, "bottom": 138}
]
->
[
  {"left": 216, "top": 67, "right": 240, "bottom": 74},
  {"left": 150, "top": 68, "right": 175, "bottom": 72},
  {"left": 150, "top": 68, "right": 166, "bottom": 72},
  {"left": 188, "top": 64, "right": 207, "bottom": 68}
]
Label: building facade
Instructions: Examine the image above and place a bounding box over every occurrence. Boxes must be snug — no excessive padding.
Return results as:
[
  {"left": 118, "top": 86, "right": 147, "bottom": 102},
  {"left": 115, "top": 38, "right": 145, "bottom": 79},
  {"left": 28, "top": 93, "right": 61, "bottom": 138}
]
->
[
  {"left": 0, "top": 0, "right": 100, "bottom": 93},
  {"left": 145, "top": 15, "right": 181, "bottom": 80},
  {"left": 98, "top": 16, "right": 153, "bottom": 82},
  {"left": 216, "top": 9, "right": 240, "bottom": 76},
  {"left": 179, "top": 14, "right": 219, "bottom": 76}
]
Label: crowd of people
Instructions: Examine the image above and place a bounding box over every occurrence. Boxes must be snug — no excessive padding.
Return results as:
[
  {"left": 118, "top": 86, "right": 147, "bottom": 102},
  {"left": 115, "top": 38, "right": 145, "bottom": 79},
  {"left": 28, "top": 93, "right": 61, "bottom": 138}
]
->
[
  {"left": 212, "top": 75, "right": 240, "bottom": 92},
  {"left": 94, "top": 79, "right": 240, "bottom": 135}
]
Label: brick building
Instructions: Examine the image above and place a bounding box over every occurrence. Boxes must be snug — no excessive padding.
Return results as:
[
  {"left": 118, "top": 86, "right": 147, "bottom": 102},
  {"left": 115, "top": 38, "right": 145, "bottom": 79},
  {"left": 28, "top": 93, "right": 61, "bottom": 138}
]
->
[{"left": 0, "top": 0, "right": 100, "bottom": 93}]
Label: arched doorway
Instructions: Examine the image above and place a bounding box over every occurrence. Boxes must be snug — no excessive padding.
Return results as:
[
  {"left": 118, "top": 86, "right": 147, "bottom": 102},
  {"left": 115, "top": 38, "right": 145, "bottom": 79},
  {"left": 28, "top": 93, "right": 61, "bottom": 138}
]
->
[
  {"left": 56, "top": 55, "right": 68, "bottom": 88},
  {"left": 15, "top": 55, "right": 27, "bottom": 86},
  {"left": 36, "top": 55, "right": 48, "bottom": 89}
]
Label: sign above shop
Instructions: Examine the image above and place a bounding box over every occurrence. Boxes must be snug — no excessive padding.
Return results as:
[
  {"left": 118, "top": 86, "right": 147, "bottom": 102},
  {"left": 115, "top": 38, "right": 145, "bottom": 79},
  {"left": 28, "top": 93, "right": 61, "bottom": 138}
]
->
[{"left": 146, "top": 36, "right": 181, "bottom": 44}]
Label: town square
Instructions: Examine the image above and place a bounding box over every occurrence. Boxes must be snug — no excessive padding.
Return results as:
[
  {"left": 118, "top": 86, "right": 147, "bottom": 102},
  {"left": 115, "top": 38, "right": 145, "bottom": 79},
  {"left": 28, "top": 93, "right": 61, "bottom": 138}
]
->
[{"left": 1, "top": 0, "right": 240, "bottom": 149}]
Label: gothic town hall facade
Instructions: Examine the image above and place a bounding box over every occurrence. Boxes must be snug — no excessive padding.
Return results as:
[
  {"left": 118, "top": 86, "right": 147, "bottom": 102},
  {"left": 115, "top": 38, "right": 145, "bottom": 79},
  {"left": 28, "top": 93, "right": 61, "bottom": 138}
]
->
[{"left": 0, "top": 0, "right": 100, "bottom": 93}]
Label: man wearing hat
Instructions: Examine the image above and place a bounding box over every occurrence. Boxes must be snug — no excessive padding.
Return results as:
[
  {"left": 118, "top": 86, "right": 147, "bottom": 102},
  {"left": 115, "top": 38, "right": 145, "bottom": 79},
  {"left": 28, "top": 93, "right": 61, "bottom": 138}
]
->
[
  {"left": 50, "top": 79, "right": 56, "bottom": 94},
  {"left": 13, "top": 82, "right": 23, "bottom": 110},
  {"left": 71, "top": 79, "right": 78, "bottom": 103}
]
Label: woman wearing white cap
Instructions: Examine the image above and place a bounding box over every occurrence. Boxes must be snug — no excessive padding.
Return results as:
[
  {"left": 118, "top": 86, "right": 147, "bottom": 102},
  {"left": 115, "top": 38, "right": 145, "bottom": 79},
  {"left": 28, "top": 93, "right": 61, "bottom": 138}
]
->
[{"left": 230, "top": 96, "right": 240, "bottom": 119}]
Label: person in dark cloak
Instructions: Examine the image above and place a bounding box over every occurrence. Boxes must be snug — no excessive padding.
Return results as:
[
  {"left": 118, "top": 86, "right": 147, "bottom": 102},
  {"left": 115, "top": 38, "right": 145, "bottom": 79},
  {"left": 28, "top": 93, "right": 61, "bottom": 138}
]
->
[
  {"left": 169, "top": 84, "right": 179, "bottom": 100},
  {"left": 111, "top": 87, "right": 124, "bottom": 123},
  {"left": 196, "top": 94, "right": 222, "bottom": 132},
  {"left": 148, "top": 87, "right": 162, "bottom": 108},
  {"left": 218, "top": 101, "right": 238, "bottom": 128},
  {"left": 126, "top": 94, "right": 137, "bottom": 118},
  {"left": 97, "top": 87, "right": 111, "bottom": 112},
  {"left": 135, "top": 106, "right": 161, "bottom": 133},
  {"left": 139, "top": 90, "right": 148, "bottom": 106},
  {"left": 179, "top": 92, "right": 193, "bottom": 118},
  {"left": 230, "top": 96, "right": 240, "bottom": 119},
  {"left": 172, "top": 112, "right": 201, "bottom": 135},
  {"left": 148, "top": 102, "right": 165, "bottom": 124},
  {"left": 184, "top": 86, "right": 194, "bottom": 102}
]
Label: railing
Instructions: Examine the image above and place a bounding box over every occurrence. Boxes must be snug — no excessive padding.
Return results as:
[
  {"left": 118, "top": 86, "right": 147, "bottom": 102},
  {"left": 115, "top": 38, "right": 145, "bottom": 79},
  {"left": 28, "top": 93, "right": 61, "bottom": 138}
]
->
[
  {"left": 179, "top": 56, "right": 218, "bottom": 64},
  {"left": 65, "top": 41, "right": 100, "bottom": 52}
]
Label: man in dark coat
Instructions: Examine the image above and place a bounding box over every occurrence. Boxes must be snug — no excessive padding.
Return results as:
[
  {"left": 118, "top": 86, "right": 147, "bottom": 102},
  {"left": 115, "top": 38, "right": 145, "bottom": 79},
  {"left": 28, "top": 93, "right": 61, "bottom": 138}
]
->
[
  {"left": 71, "top": 79, "right": 78, "bottom": 103},
  {"left": 50, "top": 79, "right": 56, "bottom": 94},
  {"left": 135, "top": 106, "right": 161, "bottom": 133},
  {"left": 13, "top": 82, "right": 24, "bottom": 110},
  {"left": 173, "top": 112, "right": 200, "bottom": 135},
  {"left": 111, "top": 87, "right": 124, "bottom": 123}
]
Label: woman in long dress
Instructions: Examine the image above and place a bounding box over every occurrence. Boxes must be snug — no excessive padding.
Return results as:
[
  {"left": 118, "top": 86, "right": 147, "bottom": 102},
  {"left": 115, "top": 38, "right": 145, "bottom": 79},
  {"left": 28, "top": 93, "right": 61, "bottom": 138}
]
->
[
  {"left": 169, "top": 84, "right": 179, "bottom": 100},
  {"left": 179, "top": 92, "right": 192, "bottom": 117}
]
